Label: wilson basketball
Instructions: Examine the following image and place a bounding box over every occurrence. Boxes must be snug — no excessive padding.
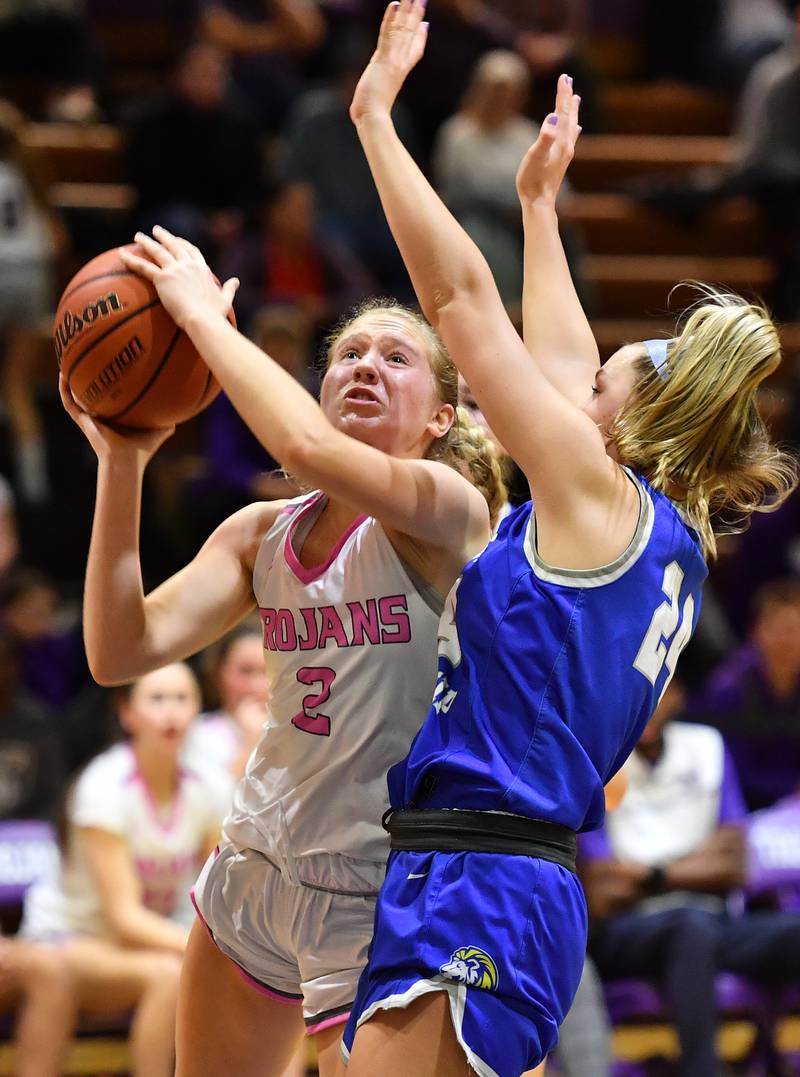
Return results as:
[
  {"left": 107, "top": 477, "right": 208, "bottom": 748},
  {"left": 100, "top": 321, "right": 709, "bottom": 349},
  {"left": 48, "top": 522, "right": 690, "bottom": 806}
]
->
[{"left": 54, "top": 245, "right": 234, "bottom": 429}]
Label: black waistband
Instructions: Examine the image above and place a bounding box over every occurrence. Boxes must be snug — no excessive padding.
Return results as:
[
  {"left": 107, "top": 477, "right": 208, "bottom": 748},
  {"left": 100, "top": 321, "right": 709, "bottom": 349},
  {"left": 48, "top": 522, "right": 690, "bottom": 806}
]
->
[{"left": 383, "top": 809, "right": 577, "bottom": 873}]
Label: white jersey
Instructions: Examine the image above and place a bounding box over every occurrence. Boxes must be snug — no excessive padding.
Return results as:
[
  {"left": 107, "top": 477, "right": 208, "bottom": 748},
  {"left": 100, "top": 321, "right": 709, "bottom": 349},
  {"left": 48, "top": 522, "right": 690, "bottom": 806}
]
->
[
  {"left": 224, "top": 492, "right": 443, "bottom": 879},
  {"left": 0, "top": 161, "right": 49, "bottom": 266},
  {"left": 21, "top": 742, "right": 233, "bottom": 940}
]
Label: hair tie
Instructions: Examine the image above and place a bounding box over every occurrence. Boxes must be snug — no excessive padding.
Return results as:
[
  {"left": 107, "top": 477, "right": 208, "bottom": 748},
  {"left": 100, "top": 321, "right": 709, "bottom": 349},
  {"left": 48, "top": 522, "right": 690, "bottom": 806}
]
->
[{"left": 643, "top": 339, "right": 671, "bottom": 381}]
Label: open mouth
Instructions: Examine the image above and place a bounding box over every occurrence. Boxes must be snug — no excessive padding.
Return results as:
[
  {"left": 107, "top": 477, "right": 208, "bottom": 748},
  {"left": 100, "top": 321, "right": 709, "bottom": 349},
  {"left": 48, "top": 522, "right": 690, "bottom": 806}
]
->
[{"left": 344, "top": 387, "right": 381, "bottom": 404}]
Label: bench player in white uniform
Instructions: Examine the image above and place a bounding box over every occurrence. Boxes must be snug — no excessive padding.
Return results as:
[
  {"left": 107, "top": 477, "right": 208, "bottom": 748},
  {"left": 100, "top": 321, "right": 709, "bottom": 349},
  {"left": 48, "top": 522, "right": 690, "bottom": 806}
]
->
[
  {"left": 21, "top": 662, "right": 231, "bottom": 1077},
  {"left": 62, "top": 256, "right": 503, "bottom": 1074}
]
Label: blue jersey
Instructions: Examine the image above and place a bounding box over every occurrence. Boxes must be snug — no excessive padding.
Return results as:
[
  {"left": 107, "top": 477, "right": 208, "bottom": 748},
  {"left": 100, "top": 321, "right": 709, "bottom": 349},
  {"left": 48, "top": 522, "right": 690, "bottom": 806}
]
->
[{"left": 389, "top": 469, "right": 707, "bottom": 833}]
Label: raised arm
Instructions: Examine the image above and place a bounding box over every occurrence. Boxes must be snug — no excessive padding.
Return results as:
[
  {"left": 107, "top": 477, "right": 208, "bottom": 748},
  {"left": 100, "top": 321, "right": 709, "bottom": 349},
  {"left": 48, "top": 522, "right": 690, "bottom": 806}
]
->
[
  {"left": 118, "top": 231, "right": 488, "bottom": 564},
  {"left": 348, "top": 1, "right": 631, "bottom": 548},
  {"left": 516, "top": 75, "right": 601, "bottom": 405}
]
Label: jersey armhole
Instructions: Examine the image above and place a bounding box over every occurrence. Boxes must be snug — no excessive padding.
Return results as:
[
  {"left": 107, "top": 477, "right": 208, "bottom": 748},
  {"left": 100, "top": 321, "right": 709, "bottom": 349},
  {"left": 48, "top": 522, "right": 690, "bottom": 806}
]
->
[{"left": 524, "top": 468, "right": 655, "bottom": 589}]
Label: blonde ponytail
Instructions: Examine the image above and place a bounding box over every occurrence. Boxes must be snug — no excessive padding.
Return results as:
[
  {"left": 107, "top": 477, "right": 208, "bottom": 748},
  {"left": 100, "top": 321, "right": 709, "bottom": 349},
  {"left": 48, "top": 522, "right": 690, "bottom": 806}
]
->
[
  {"left": 611, "top": 286, "right": 798, "bottom": 557},
  {"left": 429, "top": 406, "right": 508, "bottom": 530}
]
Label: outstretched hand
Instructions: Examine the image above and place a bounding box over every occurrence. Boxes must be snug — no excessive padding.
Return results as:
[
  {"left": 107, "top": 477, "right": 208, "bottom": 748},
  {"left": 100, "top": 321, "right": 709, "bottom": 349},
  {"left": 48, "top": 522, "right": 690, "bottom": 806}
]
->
[
  {"left": 119, "top": 226, "right": 239, "bottom": 333},
  {"left": 350, "top": 0, "right": 429, "bottom": 125},
  {"left": 516, "top": 73, "right": 582, "bottom": 207}
]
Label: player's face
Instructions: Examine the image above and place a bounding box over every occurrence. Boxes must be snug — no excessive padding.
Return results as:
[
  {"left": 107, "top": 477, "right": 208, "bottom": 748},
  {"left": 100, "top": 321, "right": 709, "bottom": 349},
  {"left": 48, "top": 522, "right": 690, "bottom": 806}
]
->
[
  {"left": 217, "top": 635, "right": 269, "bottom": 711},
  {"left": 121, "top": 664, "right": 200, "bottom": 750},
  {"left": 321, "top": 313, "right": 453, "bottom": 457},
  {"left": 582, "top": 345, "right": 640, "bottom": 458}
]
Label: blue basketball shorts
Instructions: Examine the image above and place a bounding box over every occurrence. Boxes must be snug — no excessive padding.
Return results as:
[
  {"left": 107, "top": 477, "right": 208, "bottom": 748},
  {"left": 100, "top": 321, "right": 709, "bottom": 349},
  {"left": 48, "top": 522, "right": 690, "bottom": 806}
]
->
[{"left": 341, "top": 848, "right": 588, "bottom": 1077}]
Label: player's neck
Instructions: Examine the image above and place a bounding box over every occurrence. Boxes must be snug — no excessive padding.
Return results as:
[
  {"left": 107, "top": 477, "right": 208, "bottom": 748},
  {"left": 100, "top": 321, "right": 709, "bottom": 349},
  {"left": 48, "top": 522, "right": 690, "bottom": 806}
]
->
[{"left": 132, "top": 744, "right": 180, "bottom": 804}]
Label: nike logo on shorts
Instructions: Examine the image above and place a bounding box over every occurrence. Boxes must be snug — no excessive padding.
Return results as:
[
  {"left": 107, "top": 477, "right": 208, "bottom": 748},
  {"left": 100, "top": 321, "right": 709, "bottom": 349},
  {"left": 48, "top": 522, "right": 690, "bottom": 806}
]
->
[{"left": 407, "top": 871, "right": 429, "bottom": 879}]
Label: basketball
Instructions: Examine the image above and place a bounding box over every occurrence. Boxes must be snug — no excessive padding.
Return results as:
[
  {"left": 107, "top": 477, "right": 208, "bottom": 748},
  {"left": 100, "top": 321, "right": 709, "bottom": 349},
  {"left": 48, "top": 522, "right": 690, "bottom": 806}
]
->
[{"left": 54, "top": 245, "right": 234, "bottom": 429}]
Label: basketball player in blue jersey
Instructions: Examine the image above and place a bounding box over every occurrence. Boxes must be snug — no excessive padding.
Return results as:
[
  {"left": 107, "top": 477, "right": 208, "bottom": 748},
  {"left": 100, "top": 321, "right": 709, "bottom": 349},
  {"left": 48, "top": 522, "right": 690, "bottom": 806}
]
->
[{"left": 334, "top": 4, "right": 799, "bottom": 1076}]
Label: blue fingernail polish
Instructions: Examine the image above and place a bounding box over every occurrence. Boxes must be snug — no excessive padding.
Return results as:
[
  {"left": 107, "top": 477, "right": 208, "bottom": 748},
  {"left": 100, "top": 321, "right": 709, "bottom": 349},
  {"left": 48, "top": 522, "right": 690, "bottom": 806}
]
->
[{"left": 547, "top": 114, "right": 558, "bottom": 126}]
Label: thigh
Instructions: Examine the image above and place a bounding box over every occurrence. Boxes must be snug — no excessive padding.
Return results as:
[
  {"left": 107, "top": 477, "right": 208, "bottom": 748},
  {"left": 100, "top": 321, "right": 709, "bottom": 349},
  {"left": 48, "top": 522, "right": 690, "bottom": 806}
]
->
[
  {"left": 590, "top": 908, "right": 698, "bottom": 979},
  {"left": 722, "top": 912, "right": 800, "bottom": 980},
  {"left": 60, "top": 937, "right": 181, "bottom": 1016},
  {"left": 347, "top": 990, "right": 472, "bottom": 1077},
  {"left": 176, "top": 918, "right": 305, "bottom": 1077}
]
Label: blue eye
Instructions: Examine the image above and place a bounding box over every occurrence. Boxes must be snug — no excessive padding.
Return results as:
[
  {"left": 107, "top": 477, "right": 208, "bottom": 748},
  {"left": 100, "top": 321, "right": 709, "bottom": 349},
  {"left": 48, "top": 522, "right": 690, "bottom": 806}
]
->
[
  {"left": 388, "top": 354, "right": 408, "bottom": 364},
  {"left": 343, "top": 350, "right": 359, "bottom": 362}
]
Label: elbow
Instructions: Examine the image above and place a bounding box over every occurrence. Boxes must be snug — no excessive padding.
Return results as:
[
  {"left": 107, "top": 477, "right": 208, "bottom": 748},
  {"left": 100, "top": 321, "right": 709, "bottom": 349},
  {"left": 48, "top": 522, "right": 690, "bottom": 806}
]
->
[
  {"left": 86, "top": 642, "right": 144, "bottom": 687},
  {"left": 424, "top": 269, "right": 496, "bottom": 331}
]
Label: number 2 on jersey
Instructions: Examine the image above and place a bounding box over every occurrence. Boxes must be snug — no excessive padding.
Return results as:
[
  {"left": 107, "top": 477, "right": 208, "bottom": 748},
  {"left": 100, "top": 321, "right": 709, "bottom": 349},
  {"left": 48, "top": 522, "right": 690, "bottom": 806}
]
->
[
  {"left": 292, "top": 667, "right": 337, "bottom": 737},
  {"left": 634, "top": 561, "right": 695, "bottom": 699}
]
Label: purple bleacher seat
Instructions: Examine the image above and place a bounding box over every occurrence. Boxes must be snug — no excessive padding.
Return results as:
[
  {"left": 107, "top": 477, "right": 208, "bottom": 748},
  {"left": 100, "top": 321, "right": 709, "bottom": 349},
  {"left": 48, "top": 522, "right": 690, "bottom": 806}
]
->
[
  {"left": 0, "top": 819, "right": 58, "bottom": 909},
  {"left": 604, "top": 972, "right": 767, "bottom": 1025}
]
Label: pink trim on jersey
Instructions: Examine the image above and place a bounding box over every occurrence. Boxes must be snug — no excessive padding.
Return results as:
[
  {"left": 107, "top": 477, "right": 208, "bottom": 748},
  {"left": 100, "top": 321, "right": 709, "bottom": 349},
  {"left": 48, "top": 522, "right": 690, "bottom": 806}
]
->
[
  {"left": 189, "top": 889, "right": 303, "bottom": 1006},
  {"left": 284, "top": 492, "right": 367, "bottom": 585},
  {"left": 306, "top": 1011, "right": 351, "bottom": 1036},
  {"left": 124, "top": 746, "right": 184, "bottom": 834}
]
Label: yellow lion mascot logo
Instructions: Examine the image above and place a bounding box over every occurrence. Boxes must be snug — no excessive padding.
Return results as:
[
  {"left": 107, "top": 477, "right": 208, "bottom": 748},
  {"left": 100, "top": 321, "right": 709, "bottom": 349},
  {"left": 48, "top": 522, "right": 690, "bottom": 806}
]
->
[{"left": 439, "top": 946, "right": 499, "bottom": 991}]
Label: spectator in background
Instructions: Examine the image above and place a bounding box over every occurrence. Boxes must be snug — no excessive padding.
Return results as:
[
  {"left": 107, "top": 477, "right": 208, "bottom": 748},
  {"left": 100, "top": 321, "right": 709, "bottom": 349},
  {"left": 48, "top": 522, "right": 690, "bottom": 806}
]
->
[
  {"left": 125, "top": 40, "right": 264, "bottom": 258},
  {"left": 0, "top": 101, "right": 65, "bottom": 513},
  {"left": 197, "top": 0, "right": 326, "bottom": 133},
  {"left": 434, "top": 49, "right": 587, "bottom": 315},
  {"left": 642, "top": 0, "right": 792, "bottom": 90},
  {"left": 0, "top": 937, "right": 73, "bottom": 1077},
  {"left": 635, "top": 1, "right": 800, "bottom": 320},
  {"left": 218, "top": 180, "right": 374, "bottom": 332},
  {"left": 20, "top": 662, "right": 232, "bottom": 1077},
  {"left": 690, "top": 578, "right": 800, "bottom": 812},
  {"left": 493, "top": 0, "right": 600, "bottom": 132},
  {"left": 184, "top": 617, "right": 269, "bottom": 780},
  {"left": 0, "top": 626, "right": 65, "bottom": 821},
  {"left": 433, "top": 51, "right": 537, "bottom": 312},
  {"left": 282, "top": 29, "right": 419, "bottom": 297},
  {"left": 582, "top": 679, "right": 800, "bottom": 1077},
  {"left": 0, "top": 567, "right": 88, "bottom": 712},
  {"left": 0, "top": 0, "right": 101, "bottom": 121}
]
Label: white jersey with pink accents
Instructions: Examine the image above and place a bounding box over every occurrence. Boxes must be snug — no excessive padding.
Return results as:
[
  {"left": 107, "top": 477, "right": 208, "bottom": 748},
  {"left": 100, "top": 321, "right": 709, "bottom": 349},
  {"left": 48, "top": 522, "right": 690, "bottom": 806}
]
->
[{"left": 223, "top": 491, "right": 443, "bottom": 881}]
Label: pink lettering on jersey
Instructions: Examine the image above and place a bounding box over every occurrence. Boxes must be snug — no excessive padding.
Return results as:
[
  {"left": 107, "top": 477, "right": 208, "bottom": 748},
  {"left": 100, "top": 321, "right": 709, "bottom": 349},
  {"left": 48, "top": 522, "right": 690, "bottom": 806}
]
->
[
  {"left": 379, "top": 595, "right": 411, "bottom": 643},
  {"left": 297, "top": 607, "right": 319, "bottom": 650},
  {"left": 348, "top": 598, "right": 381, "bottom": 645},
  {"left": 317, "top": 605, "right": 349, "bottom": 647},
  {"left": 276, "top": 609, "right": 298, "bottom": 651},
  {"left": 261, "top": 608, "right": 277, "bottom": 651},
  {"left": 259, "top": 594, "right": 413, "bottom": 651}
]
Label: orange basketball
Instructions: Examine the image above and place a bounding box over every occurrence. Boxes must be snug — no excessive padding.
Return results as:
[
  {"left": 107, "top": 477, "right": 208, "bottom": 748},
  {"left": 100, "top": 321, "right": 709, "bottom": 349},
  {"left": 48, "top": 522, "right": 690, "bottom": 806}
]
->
[{"left": 54, "top": 245, "right": 234, "bottom": 429}]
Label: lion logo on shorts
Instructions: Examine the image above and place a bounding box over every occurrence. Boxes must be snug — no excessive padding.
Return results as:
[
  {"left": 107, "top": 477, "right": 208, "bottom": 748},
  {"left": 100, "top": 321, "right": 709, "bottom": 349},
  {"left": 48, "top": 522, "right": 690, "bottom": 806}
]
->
[{"left": 439, "top": 946, "right": 498, "bottom": 991}]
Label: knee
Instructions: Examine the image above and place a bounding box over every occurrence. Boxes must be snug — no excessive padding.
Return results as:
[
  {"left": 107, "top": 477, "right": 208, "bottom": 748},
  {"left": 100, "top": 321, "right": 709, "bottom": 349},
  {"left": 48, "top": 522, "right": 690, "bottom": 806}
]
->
[
  {"left": 669, "top": 909, "right": 721, "bottom": 952},
  {"left": 14, "top": 943, "right": 74, "bottom": 995}
]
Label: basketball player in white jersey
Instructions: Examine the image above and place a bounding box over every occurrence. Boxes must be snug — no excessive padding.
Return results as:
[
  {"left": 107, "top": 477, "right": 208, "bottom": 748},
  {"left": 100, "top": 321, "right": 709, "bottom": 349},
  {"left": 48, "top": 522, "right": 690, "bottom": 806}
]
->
[{"left": 61, "top": 260, "right": 504, "bottom": 1075}]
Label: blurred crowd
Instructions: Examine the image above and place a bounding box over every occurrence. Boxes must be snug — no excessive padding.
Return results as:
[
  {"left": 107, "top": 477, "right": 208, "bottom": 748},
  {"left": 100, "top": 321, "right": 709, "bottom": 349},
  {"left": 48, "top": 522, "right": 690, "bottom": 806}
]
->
[{"left": 0, "top": 1, "right": 798, "bottom": 1075}]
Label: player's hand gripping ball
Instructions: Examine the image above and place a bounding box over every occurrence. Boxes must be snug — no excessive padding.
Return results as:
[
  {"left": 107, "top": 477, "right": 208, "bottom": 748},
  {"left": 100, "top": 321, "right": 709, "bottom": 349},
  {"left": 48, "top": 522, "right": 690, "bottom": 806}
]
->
[{"left": 54, "top": 245, "right": 235, "bottom": 429}]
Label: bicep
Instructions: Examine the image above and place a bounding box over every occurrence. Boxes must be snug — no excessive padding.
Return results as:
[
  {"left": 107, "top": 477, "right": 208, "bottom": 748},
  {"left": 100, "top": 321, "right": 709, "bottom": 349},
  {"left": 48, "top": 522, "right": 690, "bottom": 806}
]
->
[{"left": 137, "top": 504, "right": 272, "bottom": 674}]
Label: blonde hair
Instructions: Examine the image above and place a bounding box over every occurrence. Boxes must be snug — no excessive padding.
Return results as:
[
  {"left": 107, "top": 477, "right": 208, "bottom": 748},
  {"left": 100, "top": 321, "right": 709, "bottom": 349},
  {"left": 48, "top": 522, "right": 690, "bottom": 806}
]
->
[
  {"left": 610, "top": 285, "right": 798, "bottom": 558},
  {"left": 324, "top": 300, "right": 507, "bottom": 527}
]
